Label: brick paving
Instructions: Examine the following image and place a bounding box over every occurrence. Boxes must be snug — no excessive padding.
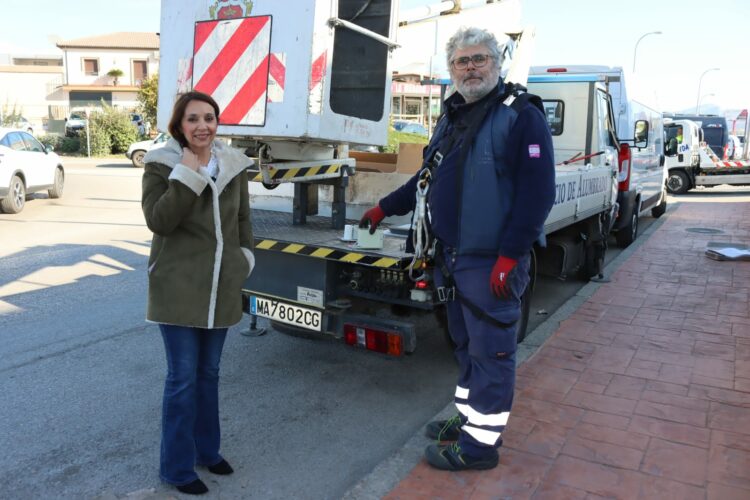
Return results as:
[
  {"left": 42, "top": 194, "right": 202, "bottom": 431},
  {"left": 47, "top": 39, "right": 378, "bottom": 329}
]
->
[{"left": 385, "top": 200, "right": 750, "bottom": 499}]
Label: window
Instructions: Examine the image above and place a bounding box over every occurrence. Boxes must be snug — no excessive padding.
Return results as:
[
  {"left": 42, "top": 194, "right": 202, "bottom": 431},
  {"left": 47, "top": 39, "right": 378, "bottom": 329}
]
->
[
  {"left": 83, "top": 58, "right": 99, "bottom": 76},
  {"left": 7, "top": 132, "right": 26, "bottom": 151},
  {"left": 329, "top": 0, "right": 392, "bottom": 121},
  {"left": 542, "top": 100, "right": 564, "bottom": 136},
  {"left": 21, "top": 133, "right": 44, "bottom": 153},
  {"left": 133, "top": 60, "right": 147, "bottom": 85}
]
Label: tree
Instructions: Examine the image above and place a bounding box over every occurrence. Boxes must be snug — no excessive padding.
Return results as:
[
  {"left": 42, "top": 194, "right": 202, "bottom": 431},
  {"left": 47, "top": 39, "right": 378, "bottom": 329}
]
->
[
  {"left": 137, "top": 73, "right": 158, "bottom": 133},
  {"left": 107, "top": 68, "right": 124, "bottom": 86}
]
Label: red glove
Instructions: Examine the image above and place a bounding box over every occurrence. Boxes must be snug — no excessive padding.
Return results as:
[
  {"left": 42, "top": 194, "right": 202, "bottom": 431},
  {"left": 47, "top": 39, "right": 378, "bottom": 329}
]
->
[
  {"left": 490, "top": 256, "right": 518, "bottom": 299},
  {"left": 359, "top": 205, "right": 385, "bottom": 234}
]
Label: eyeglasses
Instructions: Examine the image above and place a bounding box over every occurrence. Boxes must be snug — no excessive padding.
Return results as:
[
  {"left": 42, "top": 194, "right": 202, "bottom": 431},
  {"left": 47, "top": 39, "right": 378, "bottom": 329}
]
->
[{"left": 450, "top": 53, "right": 493, "bottom": 70}]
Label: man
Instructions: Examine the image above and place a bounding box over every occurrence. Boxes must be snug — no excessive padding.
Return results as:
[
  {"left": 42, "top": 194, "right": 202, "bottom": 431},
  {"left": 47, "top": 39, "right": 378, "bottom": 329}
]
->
[
  {"left": 360, "top": 27, "right": 555, "bottom": 471},
  {"left": 667, "top": 126, "right": 683, "bottom": 155}
]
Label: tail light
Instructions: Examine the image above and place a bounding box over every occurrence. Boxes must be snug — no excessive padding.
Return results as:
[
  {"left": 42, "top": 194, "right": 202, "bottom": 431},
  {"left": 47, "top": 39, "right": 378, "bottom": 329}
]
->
[
  {"left": 546, "top": 67, "right": 568, "bottom": 73},
  {"left": 617, "top": 143, "right": 631, "bottom": 191},
  {"left": 344, "top": 324, "right": 404, "bottom": 356}
]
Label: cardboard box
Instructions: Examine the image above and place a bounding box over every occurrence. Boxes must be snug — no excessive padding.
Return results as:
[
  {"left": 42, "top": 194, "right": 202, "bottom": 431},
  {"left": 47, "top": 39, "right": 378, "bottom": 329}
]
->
[
  {"left": 349, "top": 151, "right": 397, "bottom": 173},
  {"left": 396, "top": 142, "right": 426, "bottom": 174}
]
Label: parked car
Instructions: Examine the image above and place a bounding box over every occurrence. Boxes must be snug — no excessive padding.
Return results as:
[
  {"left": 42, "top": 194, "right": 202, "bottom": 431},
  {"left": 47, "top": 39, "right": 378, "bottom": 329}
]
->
[
  {"left": 0, "top": 128, "right": 64, "bottom": 214},
  {"left": 12, "top": 116, "right": 37, "bottom": 135},
  {"left": 65, "top": 112, "right": 87, "bottom": 137},
  {"left": 126, "top": 132, "right": 170, "bottom": 167},
  {"left": 392, "top": 120, "right": 428, "bottom": 136}
]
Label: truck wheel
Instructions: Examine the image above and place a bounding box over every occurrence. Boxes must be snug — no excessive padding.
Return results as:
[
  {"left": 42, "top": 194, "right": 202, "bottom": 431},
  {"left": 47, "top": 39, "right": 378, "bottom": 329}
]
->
[
  {"left": 651, "top": 191, "right": 667, "bottom": 218},
  {"left": 615, "top": 207, "right": 639, "bottom": 247},
  {"left": 666, "top": 170, "right": 690, "bottom": 194}
]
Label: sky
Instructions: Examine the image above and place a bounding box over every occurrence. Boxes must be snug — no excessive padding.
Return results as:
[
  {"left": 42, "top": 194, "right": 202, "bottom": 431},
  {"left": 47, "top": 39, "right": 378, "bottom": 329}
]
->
[{"left": 1, "top": 0, "right": 748, "bottom": 115}]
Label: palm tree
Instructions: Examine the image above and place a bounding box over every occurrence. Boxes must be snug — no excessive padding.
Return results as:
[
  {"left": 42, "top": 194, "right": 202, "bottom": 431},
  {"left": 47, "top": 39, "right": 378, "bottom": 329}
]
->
[{"left": 107, "top": 68, "right": 124, "bottom": 86}]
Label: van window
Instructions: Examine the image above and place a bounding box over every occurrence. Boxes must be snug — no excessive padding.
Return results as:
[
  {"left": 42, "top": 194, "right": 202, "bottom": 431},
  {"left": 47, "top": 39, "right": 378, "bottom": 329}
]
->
[
  {"left": 596, "top": 90, "right": 616, "bottom": 148},
  {"left": 541, "top": 100, "right": 563, "bottom": 135}
]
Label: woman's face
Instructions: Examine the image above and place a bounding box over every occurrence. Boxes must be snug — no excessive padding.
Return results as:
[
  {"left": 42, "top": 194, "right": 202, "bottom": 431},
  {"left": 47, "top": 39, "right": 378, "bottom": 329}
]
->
[{"left": 180, "top": 99, "right": 218, "bottom": 151}]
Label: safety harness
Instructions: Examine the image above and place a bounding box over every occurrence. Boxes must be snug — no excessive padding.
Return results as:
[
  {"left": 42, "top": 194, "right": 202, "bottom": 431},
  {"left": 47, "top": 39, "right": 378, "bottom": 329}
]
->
[{"left": 409, "top": 82, "right": 545, "bottom": 329}]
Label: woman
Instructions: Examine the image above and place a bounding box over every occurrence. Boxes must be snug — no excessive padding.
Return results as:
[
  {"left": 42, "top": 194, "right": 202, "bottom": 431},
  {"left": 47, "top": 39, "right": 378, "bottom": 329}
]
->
[{"left": 141, "top": 91, "right": 255, "bottom": 495}]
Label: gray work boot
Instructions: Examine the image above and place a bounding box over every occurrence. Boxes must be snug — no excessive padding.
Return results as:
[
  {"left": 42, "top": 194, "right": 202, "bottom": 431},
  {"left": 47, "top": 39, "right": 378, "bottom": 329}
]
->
[{"left": 424, "top": 415, "right": 461, "bottom": 441}]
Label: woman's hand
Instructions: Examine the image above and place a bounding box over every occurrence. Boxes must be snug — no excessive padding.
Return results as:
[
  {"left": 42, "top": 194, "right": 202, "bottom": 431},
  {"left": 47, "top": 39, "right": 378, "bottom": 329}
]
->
[{"left": 181, "top": 147, "right": 201, "bottom": 171}]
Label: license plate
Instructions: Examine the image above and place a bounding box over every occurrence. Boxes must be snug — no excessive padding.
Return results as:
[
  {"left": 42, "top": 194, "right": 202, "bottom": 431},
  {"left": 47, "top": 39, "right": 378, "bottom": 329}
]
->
[{"left": 250, "top": 295, "right": 322, "bottom": 331}]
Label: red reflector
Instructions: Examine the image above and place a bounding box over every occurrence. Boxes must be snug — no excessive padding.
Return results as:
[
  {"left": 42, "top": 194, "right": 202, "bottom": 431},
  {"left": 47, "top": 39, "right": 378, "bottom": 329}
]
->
[
  {"left": 618, "top": 143, "right": 631, "bottom": 192},
  {"left": 343, "top": 323, "right": 403, "bottom": 356},
  {"left": 546, "top": 67, "right": 568, "bottom": 73},
  {"left": 415, "top": 280, "right": 429, "bottom": 289}
]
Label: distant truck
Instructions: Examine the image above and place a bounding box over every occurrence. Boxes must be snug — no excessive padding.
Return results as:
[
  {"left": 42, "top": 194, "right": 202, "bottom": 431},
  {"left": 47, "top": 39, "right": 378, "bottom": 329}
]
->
[
  {"left": 664, "top": 113, "right": 730, "bottom": 160},
  {"left": 530, "top": 66, "right": 667, "bottom": 247},
  {"left": 663, "top": 118, "right": 750, "bottom": 194}
]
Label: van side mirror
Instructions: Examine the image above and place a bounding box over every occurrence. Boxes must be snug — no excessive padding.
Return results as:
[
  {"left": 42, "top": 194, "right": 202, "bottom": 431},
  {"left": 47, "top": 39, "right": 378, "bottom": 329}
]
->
[
  {"left": 634, "top": 120, "right": 649, "bottom": 148},
  {"left": 45, "top": 145, "right": 54, "bottom": 153}
]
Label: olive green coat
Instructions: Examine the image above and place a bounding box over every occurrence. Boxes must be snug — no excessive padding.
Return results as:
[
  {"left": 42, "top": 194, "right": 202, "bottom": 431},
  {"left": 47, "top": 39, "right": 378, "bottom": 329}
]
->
[{"left": 142, "top": 138, "right": 254, "bottom": 328}]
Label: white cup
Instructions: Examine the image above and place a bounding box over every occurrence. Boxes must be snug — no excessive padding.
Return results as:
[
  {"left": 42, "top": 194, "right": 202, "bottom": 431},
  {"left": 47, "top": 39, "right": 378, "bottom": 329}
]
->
[{"left": 343, "top": 224, "right": 355, "bottom": 240}]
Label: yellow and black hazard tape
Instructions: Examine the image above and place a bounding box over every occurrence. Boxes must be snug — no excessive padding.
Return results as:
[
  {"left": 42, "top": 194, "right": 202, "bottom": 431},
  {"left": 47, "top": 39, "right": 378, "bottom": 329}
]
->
[
  {"left": 250, "top": 163, "right": 344, "bottom": 183},
  {"left": 253, "top": 238, "right": 405, "bottom": 269}
]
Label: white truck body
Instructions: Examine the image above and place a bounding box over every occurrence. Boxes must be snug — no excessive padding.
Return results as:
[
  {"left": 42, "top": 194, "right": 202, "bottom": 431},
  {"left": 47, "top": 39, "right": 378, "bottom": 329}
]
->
[
  {"left": 530, "top": 65, "right": 667, "bottom": 247},
  {"left": 158, "top": 0, "right": 398, "bottom": 148}
]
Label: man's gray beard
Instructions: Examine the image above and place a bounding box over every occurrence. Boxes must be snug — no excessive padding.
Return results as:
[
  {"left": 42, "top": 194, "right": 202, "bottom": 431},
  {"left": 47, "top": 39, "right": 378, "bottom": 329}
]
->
[{"left": 456, "top": 70, "right": 500, "bottom": 103}]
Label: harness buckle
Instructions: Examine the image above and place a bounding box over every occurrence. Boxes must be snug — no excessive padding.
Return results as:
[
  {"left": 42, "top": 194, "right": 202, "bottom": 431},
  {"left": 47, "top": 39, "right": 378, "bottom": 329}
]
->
[
  {"left": 437, "top": 286, "right": 455, "bottom": 302},
  {"left": 434, "top": 151, "right": 444, "bottom": 166}
]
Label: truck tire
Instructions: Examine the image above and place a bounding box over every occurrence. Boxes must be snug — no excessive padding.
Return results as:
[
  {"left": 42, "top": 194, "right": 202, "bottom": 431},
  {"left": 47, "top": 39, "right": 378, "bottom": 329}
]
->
[
  {"left": 651, "top": 191, "right": 667, "bottom": 218},
  {"left": 666, "top": 170, "right": 690, "bottom": 194},
  {"left": 615, "top": 206, "right": 639, "bottom": 248}
]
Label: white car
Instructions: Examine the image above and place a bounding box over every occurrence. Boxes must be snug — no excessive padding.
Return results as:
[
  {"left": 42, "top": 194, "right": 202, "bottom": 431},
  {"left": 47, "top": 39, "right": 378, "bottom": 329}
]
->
[
  {"left": 125, "top": 132, "right": 169, "bottom": 167},
  {"left": 0, "top": 128, "right": 64, "bottom": 214}
]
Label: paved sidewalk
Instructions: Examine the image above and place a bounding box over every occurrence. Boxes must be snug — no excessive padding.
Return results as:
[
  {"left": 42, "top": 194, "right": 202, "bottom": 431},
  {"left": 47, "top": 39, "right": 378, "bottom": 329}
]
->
[{"left": 384, "top": 199, "right": 750, "bottom": 499}]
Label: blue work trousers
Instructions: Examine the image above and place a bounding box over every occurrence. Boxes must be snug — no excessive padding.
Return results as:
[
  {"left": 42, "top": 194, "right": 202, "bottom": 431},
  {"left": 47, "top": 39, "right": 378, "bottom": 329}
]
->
[
  {"left": 159, "top": 324, "right": 228, "bottom": 486},
  {"left": 435, "top": 251, "right": 530, "bottom": 458}
]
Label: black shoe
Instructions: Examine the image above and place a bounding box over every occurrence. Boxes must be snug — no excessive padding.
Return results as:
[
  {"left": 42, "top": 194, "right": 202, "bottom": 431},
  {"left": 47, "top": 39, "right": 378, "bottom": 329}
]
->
[
  {"left": 207, "top": 458, "right": 234, "bottom": 475},
  {"left": 176, "top": 479, "right": 208, "bottom": 495},
  {"left": 425, "top": 442, "right": 499, "bottom": 471},
  {"left": 424, "top": 415, "right": 462, "bottom": 441}
]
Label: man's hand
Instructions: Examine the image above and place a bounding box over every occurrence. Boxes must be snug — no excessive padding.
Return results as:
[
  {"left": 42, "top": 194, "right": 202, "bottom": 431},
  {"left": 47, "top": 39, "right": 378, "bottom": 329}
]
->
[
  {"left": 359, "top": 205, "right": 386, "bottom": 234},
  {"left": 490, "top": 256, "right": 518, "bottom": 299}
]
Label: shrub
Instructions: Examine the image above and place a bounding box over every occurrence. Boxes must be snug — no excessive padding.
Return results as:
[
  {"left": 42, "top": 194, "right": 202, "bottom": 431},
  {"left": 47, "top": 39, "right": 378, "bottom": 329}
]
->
[
  {"left": 88, "top": 104, "right": 138, "bottom": 154},
  {"left": 60, "top": 136, "right": 81, "bottom": 153},
  {"left": 87, "top": 126, "right": 112, "bottom": 156},
  {"left": 37, "top": 134, "right": 64, "bottom": 151}
]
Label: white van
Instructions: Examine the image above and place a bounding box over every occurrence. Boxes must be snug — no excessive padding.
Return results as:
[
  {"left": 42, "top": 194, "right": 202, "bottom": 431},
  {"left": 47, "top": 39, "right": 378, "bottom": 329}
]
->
[{"left": 530, "top": 66, "right": 667, "bottom": 246}]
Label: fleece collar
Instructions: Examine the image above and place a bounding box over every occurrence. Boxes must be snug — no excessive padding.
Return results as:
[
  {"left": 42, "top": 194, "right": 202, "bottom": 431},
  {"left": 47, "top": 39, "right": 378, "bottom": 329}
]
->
[{"left": 144, "top": 138, "right": 253, "bottom": 192}]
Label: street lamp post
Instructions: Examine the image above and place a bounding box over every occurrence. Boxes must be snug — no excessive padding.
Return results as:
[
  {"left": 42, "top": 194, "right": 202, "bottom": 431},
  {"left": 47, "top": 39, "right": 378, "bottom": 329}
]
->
[
  {"left": 632, "top": 31, "right": 662, "bottom": 73},
  {"left": 697, "top": 93, "right": 715, "bottom": 114},
  {"left": 695, "top": 68, "right": 720, "bottom": 114}
]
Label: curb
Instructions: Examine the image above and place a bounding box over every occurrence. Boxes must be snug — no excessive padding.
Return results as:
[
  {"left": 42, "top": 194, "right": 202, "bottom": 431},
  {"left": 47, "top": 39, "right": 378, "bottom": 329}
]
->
[{"left": 342, "top": 204, "right": 675, "bottom": 499}]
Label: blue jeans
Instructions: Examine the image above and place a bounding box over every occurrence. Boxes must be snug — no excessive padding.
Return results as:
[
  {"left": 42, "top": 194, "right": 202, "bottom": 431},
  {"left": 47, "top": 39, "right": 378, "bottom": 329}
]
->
[{"left": 159, "top": 324, "right": 228, "bottom": 485}]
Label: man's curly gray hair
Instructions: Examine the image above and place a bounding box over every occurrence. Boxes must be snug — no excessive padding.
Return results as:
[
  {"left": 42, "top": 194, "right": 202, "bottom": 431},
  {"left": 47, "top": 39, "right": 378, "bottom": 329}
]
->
[{"left": 445, "top": 26, "right": 504, "bottom": 71}]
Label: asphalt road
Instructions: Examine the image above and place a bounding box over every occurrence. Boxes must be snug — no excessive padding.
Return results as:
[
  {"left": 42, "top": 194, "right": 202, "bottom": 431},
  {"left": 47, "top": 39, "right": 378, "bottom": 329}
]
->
[{"left": 0, "top": 157, "right": 659, "bottom": 499}]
